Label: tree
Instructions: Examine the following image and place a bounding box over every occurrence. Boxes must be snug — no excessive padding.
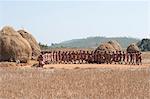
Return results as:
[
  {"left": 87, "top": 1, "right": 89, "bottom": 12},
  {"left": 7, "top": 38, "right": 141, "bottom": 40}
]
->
[{"left": 39, "top": 42, "right": 49, "bottom": 49}]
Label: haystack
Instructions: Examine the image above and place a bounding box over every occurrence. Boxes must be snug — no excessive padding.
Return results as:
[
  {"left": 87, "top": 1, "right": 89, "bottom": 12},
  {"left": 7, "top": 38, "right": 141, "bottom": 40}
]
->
[
  {"left": 18, "top": 29, "right": 41, "bottom": 59},
  {"left": 95, "top": 43, "right": 116, "bottom": 52},
  {"left": 0, "top": 26, "right": 32, "bottom": 63},
  {"left": 95, "top": 40, "right": 122, "bottom": 52},
  {"left": 127, "top": 43, "right": 140, "bottom": 53},
  {"left": 108, "top": 40, "right": 122, "bottom": 51}
]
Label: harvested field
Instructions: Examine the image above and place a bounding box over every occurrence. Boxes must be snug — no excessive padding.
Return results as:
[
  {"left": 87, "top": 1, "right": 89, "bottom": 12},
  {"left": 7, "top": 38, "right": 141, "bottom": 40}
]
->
[
  {"left": 142, "top": 52, "right": 150, "bottom": 64},
  {"left": 0, "top": 64, "right": 150, "bottom": 99},
  {"left": 0, "top": 52, "right": 150, "bottom": 98}
]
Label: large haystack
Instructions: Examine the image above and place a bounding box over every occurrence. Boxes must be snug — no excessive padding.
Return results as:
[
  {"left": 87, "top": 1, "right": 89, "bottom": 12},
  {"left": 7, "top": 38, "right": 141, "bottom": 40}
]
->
[
  {"left": 95, "top": 40, "right": 122, "bottom": 52},
  {"left": 108, "top": 40, "right": 122, "bottom": 51},
  {"left": 127, "top": 43, "right": 140, "bottom": 53},
  {"left": 18, "top": 29, "right": 41, "bottom": 59},
  {"left": 95, "top": 43, "right": 116, "bottom": 52},
  {"left": 0, "top": 26, "right": 32, "bottom": 63}
]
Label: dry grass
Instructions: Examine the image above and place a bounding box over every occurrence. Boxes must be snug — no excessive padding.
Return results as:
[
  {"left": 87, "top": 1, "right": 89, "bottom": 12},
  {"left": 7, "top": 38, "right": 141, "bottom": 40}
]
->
[
  {"left": 142, "top": 52, "right": 150, "bottom": 64},
  {"left": 0, "top": 66, "right": 150, "bottom": 99},
  {"left": 0, "top": 51, "right": 150, "bottom": 98}
]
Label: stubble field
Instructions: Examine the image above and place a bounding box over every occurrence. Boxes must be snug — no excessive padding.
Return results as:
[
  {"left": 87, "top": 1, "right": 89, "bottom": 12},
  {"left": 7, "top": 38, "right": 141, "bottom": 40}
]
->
[{"left": 0, "top": 52, "right": 150, "bottom": 99}]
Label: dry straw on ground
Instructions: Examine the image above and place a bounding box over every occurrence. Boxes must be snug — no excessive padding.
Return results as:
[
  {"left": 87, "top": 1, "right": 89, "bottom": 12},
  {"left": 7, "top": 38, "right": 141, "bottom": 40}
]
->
[{"left": 0, "top": 66, "right": 149, "bottom": 98}]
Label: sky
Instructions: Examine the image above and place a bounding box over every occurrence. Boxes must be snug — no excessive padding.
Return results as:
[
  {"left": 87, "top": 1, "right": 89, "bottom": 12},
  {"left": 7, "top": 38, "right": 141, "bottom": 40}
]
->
[{"left": 0, "top": 0, "right": 149, "bottom": 45}]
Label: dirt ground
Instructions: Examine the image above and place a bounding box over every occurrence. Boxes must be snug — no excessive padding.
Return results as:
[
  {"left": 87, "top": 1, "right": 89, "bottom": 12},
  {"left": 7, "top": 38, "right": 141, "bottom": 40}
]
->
[{"left": 0, "top": 52, "right": 150, "bottom": 99}]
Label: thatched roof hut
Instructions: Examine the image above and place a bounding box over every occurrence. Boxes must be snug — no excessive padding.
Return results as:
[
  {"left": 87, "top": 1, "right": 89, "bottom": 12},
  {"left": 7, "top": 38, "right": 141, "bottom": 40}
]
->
[
  {"left": 18, "top": 29, "right": 41, "bottom": 59},
  {"left": 0, "top": 26, "right": 32, "bottom": 63},
  {"left": 127, "top": 43, "right": 140, "bottom": 53}
]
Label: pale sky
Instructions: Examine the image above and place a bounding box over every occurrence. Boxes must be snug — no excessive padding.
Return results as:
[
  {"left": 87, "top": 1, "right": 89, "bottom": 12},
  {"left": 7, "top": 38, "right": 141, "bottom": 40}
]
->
[{"left": 0, "top": 0, "right": 149, "bottom": 45}]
